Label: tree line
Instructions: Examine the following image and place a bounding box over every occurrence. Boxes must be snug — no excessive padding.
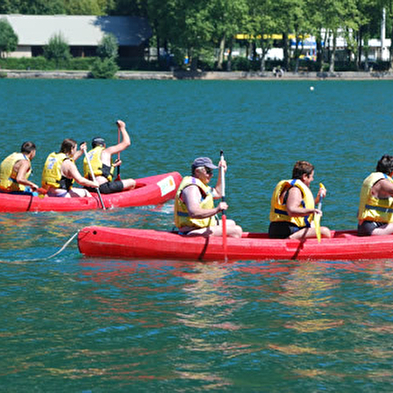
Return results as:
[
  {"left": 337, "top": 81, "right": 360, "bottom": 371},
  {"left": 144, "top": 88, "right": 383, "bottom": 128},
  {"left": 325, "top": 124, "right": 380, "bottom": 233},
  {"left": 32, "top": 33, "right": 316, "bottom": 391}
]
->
[{"left": 1, "top": 0, "right": 393, "bottom": 72}]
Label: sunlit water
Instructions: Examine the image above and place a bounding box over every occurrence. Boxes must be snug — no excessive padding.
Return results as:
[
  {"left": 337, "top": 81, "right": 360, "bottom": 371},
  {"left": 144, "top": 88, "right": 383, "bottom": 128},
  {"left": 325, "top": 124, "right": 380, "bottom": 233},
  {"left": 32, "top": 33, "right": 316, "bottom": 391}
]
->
[{"left": 1, "top": 79, "right": 393, "bottom": 391}]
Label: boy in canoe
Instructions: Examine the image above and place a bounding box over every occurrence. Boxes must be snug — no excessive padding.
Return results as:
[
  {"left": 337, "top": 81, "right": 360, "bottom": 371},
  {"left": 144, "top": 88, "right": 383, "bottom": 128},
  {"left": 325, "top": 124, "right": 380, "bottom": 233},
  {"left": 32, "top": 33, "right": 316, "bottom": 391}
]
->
[
  {"left": 174, "top": 157, "right": 242, "bottom": 237},
  {"left": 268, "top": 160, "right": 331, "bottom": 239},
  {"left": 358, "top": 154, "right": 393, "bottom": 236},
  {"left": 41, "top": 139, "right": 98, "bottom": 197},
  {"left": 0, "top": 141, "right": 39, "bottom": 194},
  {"left": 83, "top": 120, "right": 136, "bottom": 194}
]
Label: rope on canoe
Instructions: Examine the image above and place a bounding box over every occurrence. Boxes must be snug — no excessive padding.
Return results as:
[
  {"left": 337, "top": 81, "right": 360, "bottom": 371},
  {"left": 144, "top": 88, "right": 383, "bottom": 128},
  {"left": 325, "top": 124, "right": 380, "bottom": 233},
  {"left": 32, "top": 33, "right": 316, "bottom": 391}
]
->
[{"left": 44, "top": 230, "right": 80, "bottom": 260}]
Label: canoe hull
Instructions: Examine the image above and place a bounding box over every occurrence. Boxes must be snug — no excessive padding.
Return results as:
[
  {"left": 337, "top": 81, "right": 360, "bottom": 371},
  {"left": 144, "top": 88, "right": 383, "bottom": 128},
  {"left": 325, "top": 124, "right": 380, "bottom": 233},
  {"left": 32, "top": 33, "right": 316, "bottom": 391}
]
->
[
  {"left": 0, "top": 172, "right": 181, "bottom": 212},
  {"left": 77, "top": 226, "right": 393, "bottom": 261}
]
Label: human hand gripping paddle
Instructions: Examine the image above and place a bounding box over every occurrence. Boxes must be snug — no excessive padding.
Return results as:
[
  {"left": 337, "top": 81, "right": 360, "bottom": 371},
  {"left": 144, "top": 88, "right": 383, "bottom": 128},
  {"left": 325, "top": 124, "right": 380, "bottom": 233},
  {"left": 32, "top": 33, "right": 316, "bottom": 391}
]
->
[
  {"left": 220, "top": 151, "right": 227, "bottom": 259},
  {"left": 82, "top": 146, "right": 106, "bottom": 210},
  {"left": 314, "top": 183, "right": 325, "bottom": 243}
]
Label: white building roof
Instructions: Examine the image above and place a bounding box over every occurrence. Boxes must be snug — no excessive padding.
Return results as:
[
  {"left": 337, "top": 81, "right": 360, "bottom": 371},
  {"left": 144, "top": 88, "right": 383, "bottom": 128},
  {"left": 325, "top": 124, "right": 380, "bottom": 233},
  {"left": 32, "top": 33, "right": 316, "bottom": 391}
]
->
[{"left": 0, "top": 15, "right": 152, "bottom": 46}]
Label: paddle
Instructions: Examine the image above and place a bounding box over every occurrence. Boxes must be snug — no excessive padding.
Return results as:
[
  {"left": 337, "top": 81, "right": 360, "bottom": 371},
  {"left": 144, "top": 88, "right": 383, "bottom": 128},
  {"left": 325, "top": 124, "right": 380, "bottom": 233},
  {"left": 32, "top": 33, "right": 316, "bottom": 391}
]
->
[
  {"left": 220, "top": 150, "right": 227, "bottom": 259},
  {"left": 115, "top": 120, "right": 121, "bottom": 181},
  {"left": 314, "top": 182, "right": 325, "bottom": 243},
  {"left": 82, "top": 146, "right": 106, "bottom": 210}
]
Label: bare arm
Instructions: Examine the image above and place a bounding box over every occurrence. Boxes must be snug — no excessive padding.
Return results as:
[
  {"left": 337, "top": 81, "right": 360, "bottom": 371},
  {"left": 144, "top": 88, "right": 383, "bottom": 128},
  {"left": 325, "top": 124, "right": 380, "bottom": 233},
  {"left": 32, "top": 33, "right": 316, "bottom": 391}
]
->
[
  {"left": 182, "top": 185, "right": 227, "bottom": 219},
  {"left": 15, "top": 160, "right": 39, "bottom": 190},
  {"left": 286, "top": 187, "right": 320, "bottom": 217},
  {"left": 212, "top": 160, "right": 227, "bottom": 199},
  {"left": 373, "top": 178, "right": 393, "bottom": 198},
  {"left": 101, "top": 120, "right": 131, "bottom": 165},
  {"left": 72, "top": 142, "right": 87, "bottom": 161},
  {"left": 62, "top": 160, "right": 98, "bottom": 188}
]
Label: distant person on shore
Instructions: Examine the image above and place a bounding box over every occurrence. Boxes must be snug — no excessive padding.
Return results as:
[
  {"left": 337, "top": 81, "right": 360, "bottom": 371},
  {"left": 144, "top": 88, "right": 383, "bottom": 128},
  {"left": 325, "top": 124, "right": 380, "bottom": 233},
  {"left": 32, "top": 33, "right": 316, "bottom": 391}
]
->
[
  {"left": 174, "top": 156, "right": 242, "bottom": 237},
  {"left": 268, "top": 160, "right": 331, "bottom": 239},
  {"left": 358, "top": 154, "right": 393, "bottom": 236},
  {"left": 0, "top": 141, "right": 39, "bottom": 194},
  {"left": 41, "top": 139, "right": 98, "bottom": 197},
  {"left": 83, "top": 120, "right": 136, "bottom": 194}
]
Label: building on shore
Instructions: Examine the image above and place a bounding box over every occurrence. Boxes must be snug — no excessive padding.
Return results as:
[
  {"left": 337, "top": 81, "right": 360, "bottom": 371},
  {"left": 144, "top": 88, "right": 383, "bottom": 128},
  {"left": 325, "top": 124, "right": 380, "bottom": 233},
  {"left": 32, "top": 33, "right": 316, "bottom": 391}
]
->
[{"left": 0, "top": 14, "right": 152, "bottom": 59}]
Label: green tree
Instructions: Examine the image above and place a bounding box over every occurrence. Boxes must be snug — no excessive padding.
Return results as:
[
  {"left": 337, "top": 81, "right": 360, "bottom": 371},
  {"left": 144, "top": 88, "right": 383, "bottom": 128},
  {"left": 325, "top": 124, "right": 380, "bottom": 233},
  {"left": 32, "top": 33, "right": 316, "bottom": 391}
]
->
[
  {"left": 90, "top": 57, "right": 119, "bottom": 78},
  {"left": 0, "top": 18, "right": 18, "bottom": 57},
  {"left": 18, "top": 0, "right": 65, "bottom": 14},
  {"left": 209, "top": 0, "right": 249, "bottom": 70},
  {"left": 96, "top": 33, "right": 119, "bottom": 59},
  {"left": 91, "top": 32, "right": 119, "bottom": 78},
  {"left": 44, "top": 33, "right": 71, "bottom": 67},
  {"left": 246, "top": 0, "right": 279, "bottom": 72},
  {"left": 64, "top": 0, "right": 108, "bottom": 15}
]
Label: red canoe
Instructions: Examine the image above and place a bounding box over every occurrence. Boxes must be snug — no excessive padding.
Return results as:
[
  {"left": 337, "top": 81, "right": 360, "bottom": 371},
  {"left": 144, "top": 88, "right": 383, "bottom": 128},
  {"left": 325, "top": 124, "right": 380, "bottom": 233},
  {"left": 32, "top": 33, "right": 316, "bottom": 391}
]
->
[
  {"left": 0, "top": 172, "right": 181, "bottom": 212},
  {"left": 77, "top": 226, "right": 393, "bottom": 261}
]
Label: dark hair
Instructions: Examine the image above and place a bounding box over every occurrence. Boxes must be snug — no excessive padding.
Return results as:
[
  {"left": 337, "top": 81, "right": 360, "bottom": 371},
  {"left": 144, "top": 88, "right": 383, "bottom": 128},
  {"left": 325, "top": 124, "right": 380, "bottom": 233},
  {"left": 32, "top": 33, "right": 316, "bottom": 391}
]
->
[
  {"left": 376, "top": 154, "right": 393, "bottom": 175},
  {"left": 292, "top": 161, "right": 314, "bottom": 179},
  {"left": 21, "top": 141, "right": 36, "bottom": 154},
  {"left": 60, "top": 139, "right": 77, "bottom": 155}
]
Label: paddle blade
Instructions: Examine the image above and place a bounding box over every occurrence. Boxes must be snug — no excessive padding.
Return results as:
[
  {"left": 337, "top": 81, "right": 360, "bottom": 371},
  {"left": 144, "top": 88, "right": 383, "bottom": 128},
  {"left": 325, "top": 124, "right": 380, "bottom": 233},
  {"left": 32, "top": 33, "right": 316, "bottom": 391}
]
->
[{"left": 314, "top": 213, "right": 321, "bottom": 243}]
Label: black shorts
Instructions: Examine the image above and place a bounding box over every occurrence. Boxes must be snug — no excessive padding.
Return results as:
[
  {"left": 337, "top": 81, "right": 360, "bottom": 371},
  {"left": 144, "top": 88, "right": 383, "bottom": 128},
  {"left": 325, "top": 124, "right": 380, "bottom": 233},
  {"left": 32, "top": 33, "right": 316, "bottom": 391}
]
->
[
  {"left": 86, "top": 180, "right": 124, "bottom": 195},
  {"left": 268, "top": 221, "right": 301, "bottom": 239},
  {"left": 357, "top": 220, "right": 385, "bottom": 236}
]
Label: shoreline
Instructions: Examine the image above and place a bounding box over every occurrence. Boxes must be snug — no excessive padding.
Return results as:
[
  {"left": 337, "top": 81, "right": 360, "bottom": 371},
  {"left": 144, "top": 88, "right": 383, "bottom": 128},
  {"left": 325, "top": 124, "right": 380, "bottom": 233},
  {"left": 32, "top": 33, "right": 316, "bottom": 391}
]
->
[{"left": 2, "top": 69, "right": 393, "bottom": 80}]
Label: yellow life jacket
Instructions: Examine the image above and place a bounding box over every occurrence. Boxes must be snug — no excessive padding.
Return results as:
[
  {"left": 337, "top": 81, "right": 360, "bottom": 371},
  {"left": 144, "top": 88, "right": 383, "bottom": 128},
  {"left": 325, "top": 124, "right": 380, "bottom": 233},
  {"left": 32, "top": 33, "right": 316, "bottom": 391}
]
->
[
  {"left": 0, "top": 152, "right": 31, "bottom": 192},
  {"left": 41, "top": 152, "right": 74, "bottom": 190},
  {"left": 269, "top": 179, "right": 315, "bottom": 228},
  {"left": 358, "top": 172, "right": 393, "bottom": 223},
  {"left": 174, "top": 176, "right": 218, "bottom": 229},
  {"left": 83, "top": 146, "right": 114, "bottom": 181}
]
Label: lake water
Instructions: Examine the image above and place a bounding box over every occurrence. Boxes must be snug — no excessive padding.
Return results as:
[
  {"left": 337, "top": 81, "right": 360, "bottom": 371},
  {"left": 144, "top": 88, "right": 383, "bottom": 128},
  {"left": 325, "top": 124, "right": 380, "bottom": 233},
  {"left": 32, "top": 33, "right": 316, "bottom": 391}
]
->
[{"left": 1, "top": 79, "right": 393, "bottom": 391}]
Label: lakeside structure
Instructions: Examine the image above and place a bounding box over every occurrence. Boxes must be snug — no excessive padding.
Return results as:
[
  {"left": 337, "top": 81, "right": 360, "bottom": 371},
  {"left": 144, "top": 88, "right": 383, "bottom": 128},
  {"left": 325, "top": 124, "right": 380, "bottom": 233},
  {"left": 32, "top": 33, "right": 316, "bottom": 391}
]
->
[{"left": 0, "top": 15, "right": 152, "bottom": 59}]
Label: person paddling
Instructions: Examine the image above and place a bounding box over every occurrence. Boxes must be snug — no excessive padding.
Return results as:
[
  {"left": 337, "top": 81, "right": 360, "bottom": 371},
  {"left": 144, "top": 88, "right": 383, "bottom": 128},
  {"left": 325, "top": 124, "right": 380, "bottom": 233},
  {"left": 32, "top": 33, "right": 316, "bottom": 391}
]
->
[
  {"left": 41, "top": 139, "right": 98, "bottom": 197},
  {"left": 174, "top": 156, "right": 242, "bottom": 237},
  {"left": 268, "top": 160, "right": 331, "bottom": 239},
  {"left": 358, "top": 154, "right": 393, "bottom": 236},
  {"left": 83, "top": 120, "right": 136, "bottom": 194},
  {"left": 0, "top": 141, "right": 39, "bottom": 194}
]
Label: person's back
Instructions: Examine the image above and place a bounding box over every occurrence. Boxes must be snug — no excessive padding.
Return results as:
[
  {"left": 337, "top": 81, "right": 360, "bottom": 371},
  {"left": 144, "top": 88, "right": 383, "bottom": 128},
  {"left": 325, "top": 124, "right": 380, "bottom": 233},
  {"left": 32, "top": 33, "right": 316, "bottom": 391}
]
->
[
  {"left": 0, "top": 141, "right": 38, "bottom": 194},
  {"left": 42, "top": 139, "right": 97, "bottom": 198},
  {"left": 358, "top": 154, "right": 393, "bottom": 236}
]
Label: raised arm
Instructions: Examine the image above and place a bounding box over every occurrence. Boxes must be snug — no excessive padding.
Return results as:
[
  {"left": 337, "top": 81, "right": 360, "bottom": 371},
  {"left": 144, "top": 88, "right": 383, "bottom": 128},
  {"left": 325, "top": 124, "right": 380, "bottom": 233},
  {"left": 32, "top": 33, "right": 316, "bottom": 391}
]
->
[
  {"left": 212, "top": 159, "right": 227, "bottom": 199},
  {"left": 104, "top": 120, "right": 131, "bottom": 156}
]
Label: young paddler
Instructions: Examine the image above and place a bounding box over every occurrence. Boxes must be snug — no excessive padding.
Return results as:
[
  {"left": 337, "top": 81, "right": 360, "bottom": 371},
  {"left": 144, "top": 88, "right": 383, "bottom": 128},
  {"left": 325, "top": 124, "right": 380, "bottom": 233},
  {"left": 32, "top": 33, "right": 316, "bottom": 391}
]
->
[
  {"left": 83, "top": 120, "right": 136, "bottom": 194},
  {"left": 358, "top": 154, "right": 393, "bottom": 236},
  {"left": 0, "top": 141, "right": 39, "bottom": 194},
  {"left": 268, "top": 160, "right": 331, "bottom": 239},
  {"left": 41, "top": 139, "right": 98, "bottom": 197}
]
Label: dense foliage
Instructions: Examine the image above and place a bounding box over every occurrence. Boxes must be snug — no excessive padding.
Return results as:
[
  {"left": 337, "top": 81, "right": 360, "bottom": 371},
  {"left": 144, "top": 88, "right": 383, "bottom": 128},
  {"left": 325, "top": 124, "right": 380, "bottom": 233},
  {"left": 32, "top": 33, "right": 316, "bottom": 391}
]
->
[
  {"left": 0, "top": 18, "right": 18, "bottom": 56},
  {"left": 43, "top": 33, "right": 71, "bottom": 67},
  {"left": 96, "top": 33, "right": 118, "bottom": 59},
  {"left": 1, "top": 0, "right": 393, "bottom": 71}
]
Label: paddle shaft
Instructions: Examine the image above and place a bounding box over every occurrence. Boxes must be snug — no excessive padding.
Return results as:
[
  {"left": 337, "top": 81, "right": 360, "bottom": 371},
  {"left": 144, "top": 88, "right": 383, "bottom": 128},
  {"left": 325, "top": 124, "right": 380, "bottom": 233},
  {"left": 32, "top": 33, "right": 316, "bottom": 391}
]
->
[
  {"left": 82, "top": 147, "right": 106, "bottom": 210},
  {"left": 220, "top": 151, "right": 227, "bottom": 258},
  {"left": 116, "top": 123, "right": 121, "bottom": 180}
]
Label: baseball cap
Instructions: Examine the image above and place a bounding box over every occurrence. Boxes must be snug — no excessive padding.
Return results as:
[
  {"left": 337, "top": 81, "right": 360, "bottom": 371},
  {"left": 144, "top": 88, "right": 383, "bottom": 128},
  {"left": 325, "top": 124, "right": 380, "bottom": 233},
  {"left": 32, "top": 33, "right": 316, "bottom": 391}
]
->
[
  {"left": 191, "top": 157, "right": 218, "bottom": 170},
  {"left": 92, "top": 137, "right": 105, "bottom": 148}
]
